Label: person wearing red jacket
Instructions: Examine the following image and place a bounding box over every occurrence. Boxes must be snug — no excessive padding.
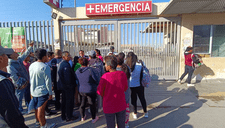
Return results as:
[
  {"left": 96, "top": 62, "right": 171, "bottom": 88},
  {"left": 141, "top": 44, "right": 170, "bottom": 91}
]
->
[
  {"left": 178, "top": 47, "right": 195, "bottom": 86},
  {"left": 97, "top": 56, "right": 128, "bottom": 128}
]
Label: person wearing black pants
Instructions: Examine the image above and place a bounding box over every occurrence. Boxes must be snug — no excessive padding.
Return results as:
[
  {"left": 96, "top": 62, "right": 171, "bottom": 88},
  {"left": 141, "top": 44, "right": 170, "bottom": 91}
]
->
[
  {"left": 79, "top": 93, "right": 97, "bottom": 120},
  {"left": 105, "top": 110, "right": 126, "bottom": 128},
  {"left": 57, "top": 51, "right": 79, "bottom": 122},
  {"left": 125, "top": 52, "right": 148, "bottom": 119},
  {"left": 130, "top": 86, "right": 147, "bottom": 115},
  {"left": 54, "top": 88, "right": 62, "bottom": 110},
  {"left": 61, "top": 89, "right": 75, "bottom": 120},
  {"left": 97, "top": 56, "right": 128, "bottom": 128},
  {"left": 51, "top": 50, "right": 63, "bottom": 110},
  {"left": 177, "top": 47, "right": 195, "bottom": 87},
  {"left": 75, "top": 57, "right": 100, "bottom": 123}
]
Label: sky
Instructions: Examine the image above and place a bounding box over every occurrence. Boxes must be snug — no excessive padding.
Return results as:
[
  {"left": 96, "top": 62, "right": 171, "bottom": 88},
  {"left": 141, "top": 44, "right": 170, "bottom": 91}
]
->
[{"left": 0, "top": 0, "right": 170, "bottom": 22}]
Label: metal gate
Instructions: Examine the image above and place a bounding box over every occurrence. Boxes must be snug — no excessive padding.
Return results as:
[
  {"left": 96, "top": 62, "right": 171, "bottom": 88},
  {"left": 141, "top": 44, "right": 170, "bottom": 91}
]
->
[
  {"left": 118, "top": 18, "right": 181, "bottom": 80},
  {"left": 60, "top": 21, "right": 117, "bottom": 56},
  {"left": 60, "top": 17, "right": 181, "bottom": 80},
  {"left": 0, "top": 20, "right": 55, "bottom": 51}
]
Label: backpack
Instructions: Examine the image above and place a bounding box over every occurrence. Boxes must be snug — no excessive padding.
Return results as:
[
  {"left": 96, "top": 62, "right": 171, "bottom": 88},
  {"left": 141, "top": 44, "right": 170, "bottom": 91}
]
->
[
  {"left": 89, "top": 59, "right": 104, "bottom": 78},
  {"left": 192, "top": 54, "right": 203, "bottom": 68},
  {"left": 87, "top": 67, "right": 100, "bottom": 85},
  {"left": 139, "top": 60, "right": 151, "bottom": 88}
]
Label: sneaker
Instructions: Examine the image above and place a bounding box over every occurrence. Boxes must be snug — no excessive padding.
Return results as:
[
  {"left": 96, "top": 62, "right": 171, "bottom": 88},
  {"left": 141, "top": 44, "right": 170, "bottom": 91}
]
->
[
  {"left": 81, "top": 115, "right": 86, "bottom": 121},
  {"left": 98, "top": 108, "right": 103, "bottom": 113},
  {"left": 35, "top": 121, "right": 40, "bottom": 128},
  {"left": 47, "top": 123, "right": 57, "bottom": 128},
  {"left": 92, "top": 116, "right": 99, "bottom": 123},
  {"left": 187, "top": 84, "right": 194, "bottom": 87},
  {"left": 45, "top": 115, "right": 50, "bottom": 119},
  {"left": 132, "top": 113, "right": 137, "bottom": 119},
  {"left": 177, "top": 79, "right": 181, "bottom": 84},
  {"left": 40, "top": 123, "right": 47, "bottom": 128},
  {"left": 48, "top": 123, "right": 56, "bottom": 128},
  {"left": 40, "top": 123, "right": 56, "bottom": 128},
  {"left": 144, "top": 112, "right": 148, "bottom": 118}
]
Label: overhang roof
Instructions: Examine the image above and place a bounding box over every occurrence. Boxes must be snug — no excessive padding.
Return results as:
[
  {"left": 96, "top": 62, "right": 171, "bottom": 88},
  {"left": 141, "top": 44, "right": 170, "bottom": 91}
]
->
[{"left": 161, "top": 0, "right": 225, "bottom": 15}]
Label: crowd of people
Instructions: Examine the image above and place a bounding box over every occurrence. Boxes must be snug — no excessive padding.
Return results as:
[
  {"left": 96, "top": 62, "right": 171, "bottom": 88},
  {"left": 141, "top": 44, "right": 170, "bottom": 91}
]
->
[{"left": 0, "top": 44, "right": 149, "bottom": 128}]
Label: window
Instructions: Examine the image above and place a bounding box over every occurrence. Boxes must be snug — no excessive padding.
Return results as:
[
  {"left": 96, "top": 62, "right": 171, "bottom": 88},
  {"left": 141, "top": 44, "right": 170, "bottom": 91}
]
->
[
  {"left": 212, "top": 25, "right": 225, "bottom": 57},
  {"left": 193, "top": 25, "right": 211, "bottom": 53},
  {"left": 193, "top": 25, "right": 225, "bottom": 57}
]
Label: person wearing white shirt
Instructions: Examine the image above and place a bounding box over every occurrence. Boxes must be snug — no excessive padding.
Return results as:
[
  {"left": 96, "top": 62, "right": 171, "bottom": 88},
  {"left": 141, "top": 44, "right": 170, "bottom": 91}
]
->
[{"left": 107, "top": 46, "right": 117, "bottom": 56}]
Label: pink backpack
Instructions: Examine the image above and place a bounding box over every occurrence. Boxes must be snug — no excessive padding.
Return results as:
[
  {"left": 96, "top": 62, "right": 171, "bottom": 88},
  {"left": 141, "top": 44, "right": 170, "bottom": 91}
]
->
[{"left": 139, "top": 60, "right": 151, "bottom": 88}]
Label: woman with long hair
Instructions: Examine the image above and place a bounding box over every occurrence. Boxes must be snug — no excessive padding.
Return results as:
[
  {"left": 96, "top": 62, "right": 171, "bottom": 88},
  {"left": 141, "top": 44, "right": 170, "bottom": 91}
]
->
[
  {"left": 117, "top": 52, "right": 131, "bottom": 128},
  {"left": 125, "top": 52, "right": 148, "bottom": 119}
]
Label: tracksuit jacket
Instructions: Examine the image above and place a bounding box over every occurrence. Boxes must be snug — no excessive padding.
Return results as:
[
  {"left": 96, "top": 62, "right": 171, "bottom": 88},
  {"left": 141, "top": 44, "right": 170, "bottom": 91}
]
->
[
  {"left": 57, "top": 60, "right": 77, "bottom": 90},
  {"left": 0, "top": 70, "right": 28, "bottom": 128}
]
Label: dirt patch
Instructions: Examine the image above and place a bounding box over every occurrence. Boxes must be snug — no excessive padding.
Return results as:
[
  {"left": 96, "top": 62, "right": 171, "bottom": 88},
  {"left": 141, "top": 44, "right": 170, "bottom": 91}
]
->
[
  {"left": 197, "top": 92, "right": 225, "bottom": 103},
  {"left": 198, "top": 96, "right": 225, "bottom": 103},
  {"left": 206, "top": 92, "right": 225, "bottom": 97}
]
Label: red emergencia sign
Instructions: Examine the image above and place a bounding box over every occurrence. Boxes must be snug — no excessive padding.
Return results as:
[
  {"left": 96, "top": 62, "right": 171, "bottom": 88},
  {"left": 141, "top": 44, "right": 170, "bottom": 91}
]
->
[{"left": 86, "top": 1, "right": 152, "bottom": 16}]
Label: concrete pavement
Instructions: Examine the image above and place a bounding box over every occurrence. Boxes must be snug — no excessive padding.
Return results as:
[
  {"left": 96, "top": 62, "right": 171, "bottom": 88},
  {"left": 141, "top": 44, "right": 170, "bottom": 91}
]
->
[{"left": 24, "top": 80, "right": 225, "bottom": 128}]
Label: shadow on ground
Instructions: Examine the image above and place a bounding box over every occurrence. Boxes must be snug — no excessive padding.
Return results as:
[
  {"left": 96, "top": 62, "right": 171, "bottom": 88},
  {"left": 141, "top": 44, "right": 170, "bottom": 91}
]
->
[
  {"left": 24, "top": 81, "right": 207, "bottom": 128},
  {"left": 128, "top": 81, "right": 207, "bottom": 128}
]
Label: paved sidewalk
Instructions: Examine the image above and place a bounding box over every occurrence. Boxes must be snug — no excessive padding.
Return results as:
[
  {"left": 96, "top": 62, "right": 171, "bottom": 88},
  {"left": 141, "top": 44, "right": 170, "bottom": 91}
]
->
[{"left": 24, "top": 80, "right": 225, "bottom": 128}]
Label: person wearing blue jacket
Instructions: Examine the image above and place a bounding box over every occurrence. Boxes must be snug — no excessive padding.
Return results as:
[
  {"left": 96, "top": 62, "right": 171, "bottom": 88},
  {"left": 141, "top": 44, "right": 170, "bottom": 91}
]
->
[
  {"left": 76, "top": 57, "right": 100, "bottom": 123},
  {"left": 57, "top": 51, "right": 79, "bottom": 122},
  {"left": 6, "top": 42, "right": 34, "bottom": 114}
]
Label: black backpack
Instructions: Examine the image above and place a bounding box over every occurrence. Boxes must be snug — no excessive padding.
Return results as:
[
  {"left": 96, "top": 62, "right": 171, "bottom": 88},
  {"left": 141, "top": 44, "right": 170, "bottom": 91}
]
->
[{"left": 192, "top": 54, "right": 203, "bottom": 68}]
